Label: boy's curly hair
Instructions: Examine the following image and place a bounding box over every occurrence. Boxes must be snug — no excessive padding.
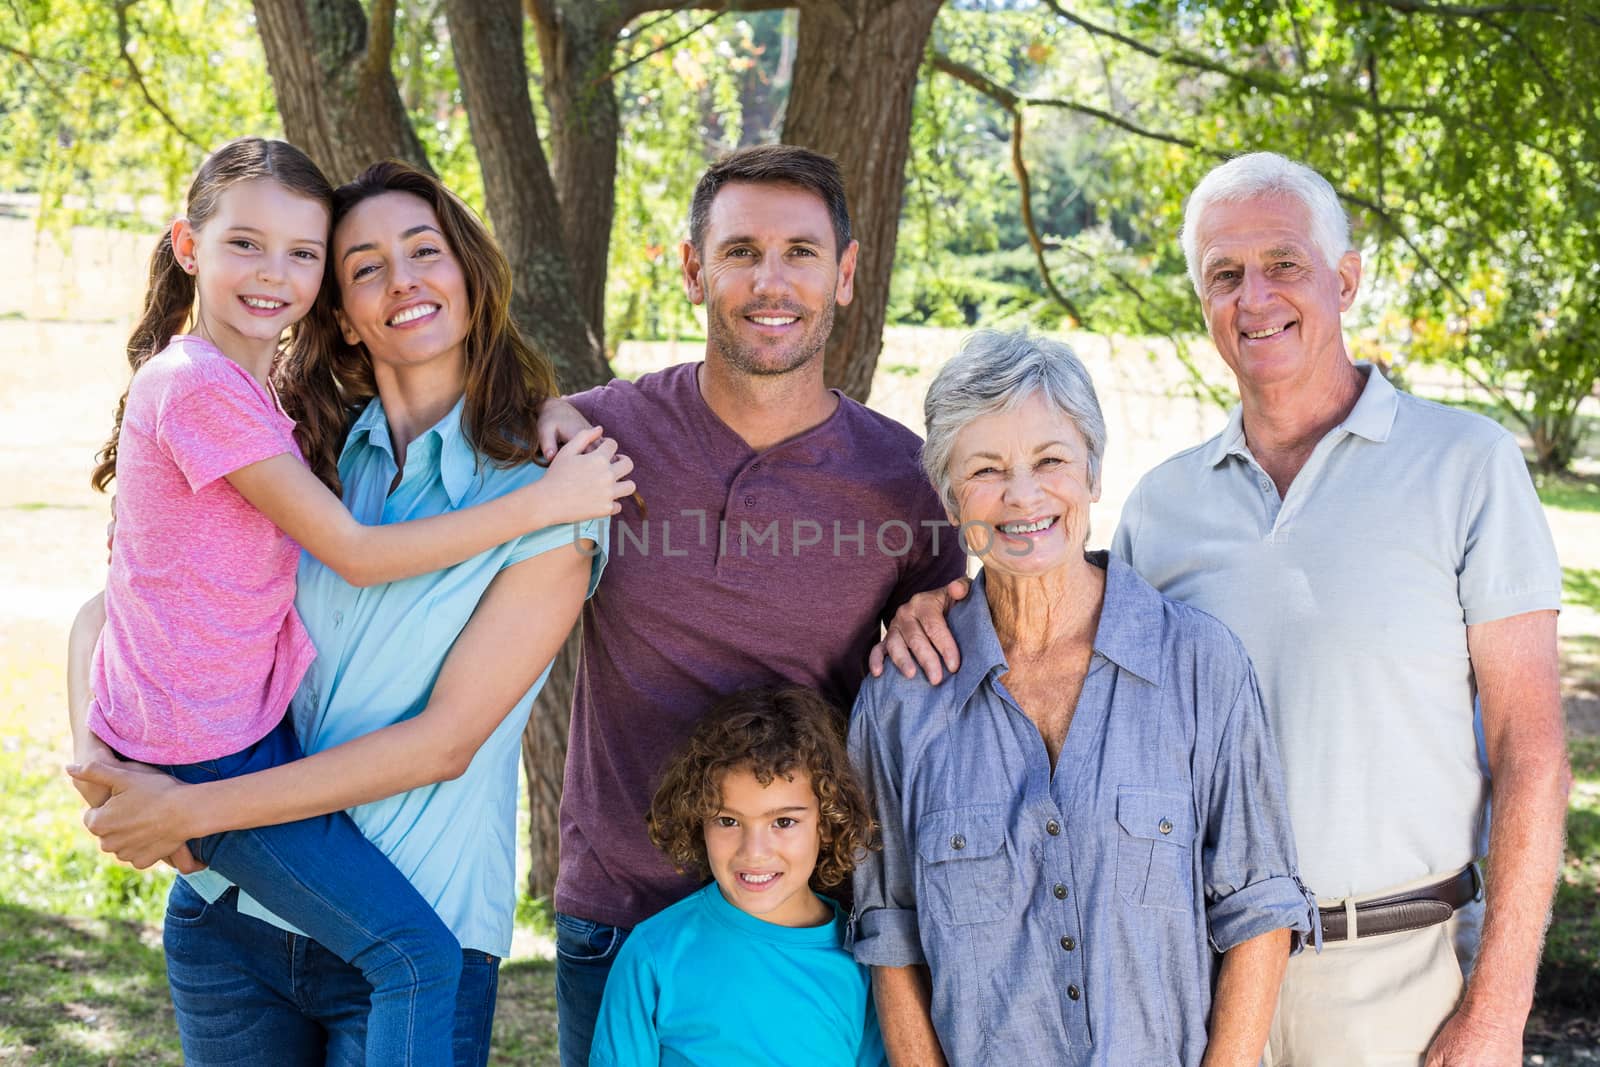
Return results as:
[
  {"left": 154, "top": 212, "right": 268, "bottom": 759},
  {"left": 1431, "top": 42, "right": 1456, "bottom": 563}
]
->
[{"left": 647, "top": 687, "right": 875, "bottom": 892}]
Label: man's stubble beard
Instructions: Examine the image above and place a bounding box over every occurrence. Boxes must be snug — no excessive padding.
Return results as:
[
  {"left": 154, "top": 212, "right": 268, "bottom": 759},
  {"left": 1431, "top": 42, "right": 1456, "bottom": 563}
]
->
[{"left": 707, "top": 296, "right": 837, "bottom": 379}]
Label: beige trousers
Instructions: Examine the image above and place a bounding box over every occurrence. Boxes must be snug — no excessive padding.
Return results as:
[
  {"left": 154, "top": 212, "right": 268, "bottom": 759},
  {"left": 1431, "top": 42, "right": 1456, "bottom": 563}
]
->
[{"left": 1262, "top": 876, "right": 1482, "bottom": 1067}]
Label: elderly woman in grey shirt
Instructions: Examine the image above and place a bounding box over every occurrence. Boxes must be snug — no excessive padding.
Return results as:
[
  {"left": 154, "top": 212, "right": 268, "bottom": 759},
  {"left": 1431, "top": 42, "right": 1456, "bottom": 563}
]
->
[{"left": 849, "top": 329, "right": 1317, "bottom": 1066}]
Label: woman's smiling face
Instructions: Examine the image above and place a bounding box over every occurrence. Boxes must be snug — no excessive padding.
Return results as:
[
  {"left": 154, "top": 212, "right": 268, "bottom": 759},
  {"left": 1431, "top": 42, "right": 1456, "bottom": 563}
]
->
[
  {"left": 947, "top": 391, "right": 1100, "bottom": 579},
  {"left": 332, "top": 191, "right": 471, "bottom": 375}
]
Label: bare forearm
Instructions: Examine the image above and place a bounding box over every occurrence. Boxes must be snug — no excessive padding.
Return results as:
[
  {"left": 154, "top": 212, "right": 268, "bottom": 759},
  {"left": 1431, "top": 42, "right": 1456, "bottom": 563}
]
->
[
  {"left": 1204, "top": 927, "right": 1290, "bottom": 1067},
  {"left": 182, "top": 712, "right": 471, "bottom": 837},
  {"left": 1461, "top": 610, "right": 1569, "bottom": 1032},
  {"left": 1463, "top": 747, "right": 1569, "bottom": 1024},
  {"left": 872, "top": 965, "right": 948, "bottom": 1067},
  {"left": 320, "top": 487, "right": 554, "bottom": 587},
  {"left": 66, "top": 593, "right": 107, "bottom": 755}
]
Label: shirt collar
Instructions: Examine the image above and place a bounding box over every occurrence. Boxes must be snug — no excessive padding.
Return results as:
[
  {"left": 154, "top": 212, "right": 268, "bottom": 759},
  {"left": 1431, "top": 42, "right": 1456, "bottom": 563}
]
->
[
  {"left": 946, "top": 551, "right": 1166, "bottom": 713},
  {"left": 1203, "top": 360, "right": 1397, "bottom": 468},
  {"left": 340, "top": 394, "right": 477, "bottom": 507}
]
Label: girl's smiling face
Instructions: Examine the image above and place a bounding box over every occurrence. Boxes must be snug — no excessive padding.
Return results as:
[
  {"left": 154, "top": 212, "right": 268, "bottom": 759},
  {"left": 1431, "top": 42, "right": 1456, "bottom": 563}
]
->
[
  {"left": 332, "top": 191, "right": 471, "bottom": 376},
  {"left": 173, "top": 179, "right": 328, "bottom": 361},
  {"left": 703, "top": 765, "right": 831, "bottom": 928}
]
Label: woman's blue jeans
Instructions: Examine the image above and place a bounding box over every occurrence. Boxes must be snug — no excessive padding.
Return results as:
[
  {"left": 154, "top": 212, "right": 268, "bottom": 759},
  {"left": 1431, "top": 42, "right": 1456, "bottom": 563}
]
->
[
  {"left": 156, "top": 717, "right": 461, "bottom": 1065},
  {"left": 164, "top": 879, "right": 500, "bottom": 1066}
]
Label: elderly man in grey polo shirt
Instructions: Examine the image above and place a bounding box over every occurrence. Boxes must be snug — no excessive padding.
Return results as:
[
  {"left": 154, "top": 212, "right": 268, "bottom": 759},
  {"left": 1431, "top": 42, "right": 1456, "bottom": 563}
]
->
[{"left": 876, "top": 152, "right": 1568, "bottom": 1066}]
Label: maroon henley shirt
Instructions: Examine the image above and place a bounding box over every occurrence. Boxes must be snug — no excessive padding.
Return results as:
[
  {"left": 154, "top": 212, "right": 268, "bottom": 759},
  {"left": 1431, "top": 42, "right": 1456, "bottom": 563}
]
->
[{"left": 560, "top": 362, "right": 965, "bottom": 928}]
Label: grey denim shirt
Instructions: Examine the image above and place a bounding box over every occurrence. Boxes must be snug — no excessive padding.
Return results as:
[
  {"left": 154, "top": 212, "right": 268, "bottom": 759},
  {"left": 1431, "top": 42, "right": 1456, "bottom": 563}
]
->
[{"left": 849, "top": 553, "right": 1316, "bottom": 1066}]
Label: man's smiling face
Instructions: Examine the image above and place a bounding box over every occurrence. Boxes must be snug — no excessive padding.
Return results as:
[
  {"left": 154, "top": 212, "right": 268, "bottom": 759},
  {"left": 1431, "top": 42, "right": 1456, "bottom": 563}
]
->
[
  {"left": 681, "top": 181, "right": 857, "bottom": 380},
  {"left": 1194, "top": 195, "right": 1361, "bottom": 395}
]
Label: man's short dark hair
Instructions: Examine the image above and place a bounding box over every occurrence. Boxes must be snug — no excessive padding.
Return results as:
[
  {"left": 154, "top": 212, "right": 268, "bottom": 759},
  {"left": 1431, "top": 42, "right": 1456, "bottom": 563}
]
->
[{"left": 688, "top": 144, "right": 852, "bottom": 259}]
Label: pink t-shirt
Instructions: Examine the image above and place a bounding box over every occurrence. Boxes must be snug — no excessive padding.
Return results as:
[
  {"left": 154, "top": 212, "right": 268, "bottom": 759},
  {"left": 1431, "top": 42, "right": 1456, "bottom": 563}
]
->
[{"left": 89, "top": 336, "right": 316, "bottom": 763}]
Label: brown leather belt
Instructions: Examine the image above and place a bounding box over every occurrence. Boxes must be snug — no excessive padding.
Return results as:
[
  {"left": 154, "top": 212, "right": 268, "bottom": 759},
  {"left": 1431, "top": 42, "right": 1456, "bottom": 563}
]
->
[{"left": 1319, "top": 866, "right": 1480, "bottom": 943}]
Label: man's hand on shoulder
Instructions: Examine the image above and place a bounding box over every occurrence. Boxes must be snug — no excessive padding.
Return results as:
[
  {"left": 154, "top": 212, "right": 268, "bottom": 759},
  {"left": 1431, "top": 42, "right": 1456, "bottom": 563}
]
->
[
  {"left": 535, "top": 395, "right": 595, "bottom": 462},
  {"left": 869, "top": 577, "right": 971, "bottom": 685}
]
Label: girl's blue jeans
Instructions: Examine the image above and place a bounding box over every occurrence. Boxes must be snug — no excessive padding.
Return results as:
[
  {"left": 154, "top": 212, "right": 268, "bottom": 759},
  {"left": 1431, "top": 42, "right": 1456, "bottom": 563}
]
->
[
  {"left": 164, "top": 879, "right": 500, "bottom": 1066},
  {"left": 155, "top": 716, "right": 461, "bottom": 1066}
]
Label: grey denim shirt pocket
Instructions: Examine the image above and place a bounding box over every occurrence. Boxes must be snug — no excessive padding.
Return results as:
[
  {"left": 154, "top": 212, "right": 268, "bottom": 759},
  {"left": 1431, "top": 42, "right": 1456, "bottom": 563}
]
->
[
  {"left": 916, "top": 805, "right": 1014, "bottom": 926},
  {"left": 1115, "top": 787, "right": 1195, "bottom": 911}
]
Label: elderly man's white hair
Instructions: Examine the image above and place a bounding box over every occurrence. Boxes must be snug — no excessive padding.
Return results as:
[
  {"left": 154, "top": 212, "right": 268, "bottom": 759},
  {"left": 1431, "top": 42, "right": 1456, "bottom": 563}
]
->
[{"left": 1180, "top": 152, "right": 1351, "bottom": 296}]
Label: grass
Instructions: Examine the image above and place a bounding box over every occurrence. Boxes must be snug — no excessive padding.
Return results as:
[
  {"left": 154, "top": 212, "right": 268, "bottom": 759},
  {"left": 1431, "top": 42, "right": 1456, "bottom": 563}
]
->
[
  {"left": 1541, "top": 740, "right": 1600, "bottom": 1011},
  {"left": 1564, "top": 569, "right": 1600, "bottom": 614},
  {"left": 1540, "top": 475, "right": 1600, "bottom": 516}
]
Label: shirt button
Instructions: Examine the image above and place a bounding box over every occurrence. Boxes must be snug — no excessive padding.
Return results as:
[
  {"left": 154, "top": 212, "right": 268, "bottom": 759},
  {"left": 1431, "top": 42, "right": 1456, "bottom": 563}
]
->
[
  {"left": 1159, "top": 818, "right": 1174, "bottom": 835},
  {"left": 1059, "top": 935, "right": 1076, "bottom": 951},
  {"left": 1053, "top": 883, "right": 1068, "bottom": 900},
  {"left": 744, "top": 495, "right": 755, "bottom": 507},
  {"left": 1067, "top": 984, "right": 1081, "bottom": 1001},
  {"left": 1045, "top": 819, "right": 1061, "bottom": 836},
  {"left": 950, "top": 833, "right": 966, "bottom": 851},
  {"left": 751, "top": 462, "right": 762, "bottom": 471}
]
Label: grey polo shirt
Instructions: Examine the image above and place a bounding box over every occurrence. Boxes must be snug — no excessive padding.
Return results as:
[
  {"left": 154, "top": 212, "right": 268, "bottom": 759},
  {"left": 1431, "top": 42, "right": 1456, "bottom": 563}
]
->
[
  {"left": 850, "top": 555, "right": 1314, "bottom": 1065},
  {"left": 1111, "top": 364, "right": 1561, "bottom": 899}
]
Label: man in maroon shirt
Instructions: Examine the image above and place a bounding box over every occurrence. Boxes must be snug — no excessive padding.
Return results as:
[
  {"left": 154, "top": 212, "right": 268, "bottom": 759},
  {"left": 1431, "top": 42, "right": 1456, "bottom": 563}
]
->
[{"left": 539, "top": 145, "right": 965, "bottom": 1066}]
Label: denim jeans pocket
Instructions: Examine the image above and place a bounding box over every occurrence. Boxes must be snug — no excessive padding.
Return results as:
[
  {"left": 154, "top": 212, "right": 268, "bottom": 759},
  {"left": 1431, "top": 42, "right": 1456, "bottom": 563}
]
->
[
  {"left": 165, "top": 880, "right": 229, "bottom": 928},
  {"left": 554, "top": 912, "right": 625, "bottom": 965}
]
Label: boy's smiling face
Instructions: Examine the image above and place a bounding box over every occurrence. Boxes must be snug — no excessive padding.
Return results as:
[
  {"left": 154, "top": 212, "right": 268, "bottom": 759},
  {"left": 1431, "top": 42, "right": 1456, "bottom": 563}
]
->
[{"left": 703, "top": 765, "right": 832, "bottom": 928}]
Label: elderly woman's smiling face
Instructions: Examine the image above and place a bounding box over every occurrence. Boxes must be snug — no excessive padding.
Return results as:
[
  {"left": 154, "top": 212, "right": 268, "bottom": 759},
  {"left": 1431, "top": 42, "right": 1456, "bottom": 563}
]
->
[{"left": 948, "top": 390, "right": 1100, "bottom": 580}]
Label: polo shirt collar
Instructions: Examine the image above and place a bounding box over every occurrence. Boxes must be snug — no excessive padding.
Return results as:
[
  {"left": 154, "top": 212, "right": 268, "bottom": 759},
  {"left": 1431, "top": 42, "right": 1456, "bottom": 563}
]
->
[
  {"left": 340, "top": 394, "right": 477, "bottom": 507},
  {"left": 1339, "top": 362, "right": 1398, "bottom": 444},
  {"left": 1204, "top": 360, "right": 1397, "bottom": 468},
  {"left": 947, "top": 552, "right": 1166, "bottom": 713}
]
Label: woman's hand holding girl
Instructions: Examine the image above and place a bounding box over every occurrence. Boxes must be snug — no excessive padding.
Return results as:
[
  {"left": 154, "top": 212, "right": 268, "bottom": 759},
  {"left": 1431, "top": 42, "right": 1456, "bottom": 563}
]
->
[
  {"left": 529, "top": 424, "right": 635, "bottom": 524},
  {"left": 68, "top": 759, "right": 202, "bottom": 871}
]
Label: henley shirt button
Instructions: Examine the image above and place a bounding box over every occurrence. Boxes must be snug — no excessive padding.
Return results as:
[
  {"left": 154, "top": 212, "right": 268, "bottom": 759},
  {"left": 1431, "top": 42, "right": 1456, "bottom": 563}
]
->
[
  {"left": 1067, "top": 984, "right": 1081, "bottom": 1001},
  {"left": 751, "top": 462, "right": 762, "bottom": 471},
  {"left": 1045, "top": 819, "right": 1061, "bottom": 836},
  {"left": 1053, "top": 883, "right": 1068, "bottom": 900},
  {"left": 1159, "top": 818, "right": 1174, "bottom": 835},
  {"left": 1059, "top": 935, "right": 1076, "bottom": 951},
  {"left": 744, "top": 495, "right": 755, "bottom": 507},
  {"left": 950, "top": 833, "right": 966, "bottom": 851}
]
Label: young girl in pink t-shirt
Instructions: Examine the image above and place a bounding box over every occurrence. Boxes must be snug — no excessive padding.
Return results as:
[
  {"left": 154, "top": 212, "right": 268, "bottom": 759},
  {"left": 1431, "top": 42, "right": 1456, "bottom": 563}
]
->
[{"left": 73, "top": 138, "right": 633, "bottom": 1067}]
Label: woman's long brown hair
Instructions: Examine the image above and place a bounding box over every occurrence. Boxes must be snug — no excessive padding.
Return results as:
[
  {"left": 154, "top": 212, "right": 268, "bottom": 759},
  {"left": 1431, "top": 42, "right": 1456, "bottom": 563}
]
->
[
  {"left": 278, "top": 161, "right": 560, "bottom": 492},
  {"left": 91, "top": 137, "right": 334, "bottom": 491}
]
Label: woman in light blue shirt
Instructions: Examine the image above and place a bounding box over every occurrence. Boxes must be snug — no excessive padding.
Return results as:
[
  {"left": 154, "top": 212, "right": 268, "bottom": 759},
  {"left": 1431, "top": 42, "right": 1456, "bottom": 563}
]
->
[
  {"left": 69, "top": 161, "right": 626, "bottom": 1066},
  {"left": 850, "top": 329, "right": 1317, "bottom": 1066}
]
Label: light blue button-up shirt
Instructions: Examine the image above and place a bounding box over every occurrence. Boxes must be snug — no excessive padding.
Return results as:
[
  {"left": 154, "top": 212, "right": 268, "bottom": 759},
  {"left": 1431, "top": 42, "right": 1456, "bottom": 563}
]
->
[
  {"left": 186, "top": 395, "right": 606, "bottom": 955},
  {"left": 849, "top": 553, "right": 1314, "bottom": 1065}
]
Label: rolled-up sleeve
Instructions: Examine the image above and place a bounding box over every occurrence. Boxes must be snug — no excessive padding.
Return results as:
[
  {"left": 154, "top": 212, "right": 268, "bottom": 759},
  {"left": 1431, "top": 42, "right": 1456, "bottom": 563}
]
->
[
  {"left": 1202, "top": 664, "right": 1319, "bottom": 955},
  {"left": 848, "top": 683, "right": 926, "bottom": 967}
]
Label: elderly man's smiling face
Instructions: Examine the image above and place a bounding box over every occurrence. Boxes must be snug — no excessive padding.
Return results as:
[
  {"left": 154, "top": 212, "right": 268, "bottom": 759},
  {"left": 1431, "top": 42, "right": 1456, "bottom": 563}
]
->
[{"left": 1194, "top": 195, "right": 1361, "bottom": 396}]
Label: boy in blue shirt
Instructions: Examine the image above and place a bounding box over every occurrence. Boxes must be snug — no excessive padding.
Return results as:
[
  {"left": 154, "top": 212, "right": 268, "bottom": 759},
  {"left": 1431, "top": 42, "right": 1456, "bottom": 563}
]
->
[{"left": 590, "top": 688, "right": 887, "bottom": 1067}]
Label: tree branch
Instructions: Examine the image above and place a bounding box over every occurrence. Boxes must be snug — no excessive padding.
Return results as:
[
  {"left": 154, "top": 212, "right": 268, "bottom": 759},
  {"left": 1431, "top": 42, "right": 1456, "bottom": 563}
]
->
[
  {"left": 601, "top": 10, "right": 722, "bottom": 84},
  {"left": 1042, "top": 1, "right": 1445, "bottom": 118},
  {"left": 365, "top": 0, "right": 397, "bottom": 81},
  {"left": 1367, "top": 0, "right": 1595, "bottom": 24},
  {"left": 1011, "top": 109, "right": 1087, "bottom": 327},
  {"left": 114, "top": 3, "right": 204, "bottom": 153},
  {"left": 0, "top": 40, "right": 76, "bottom": 104},
  {"left": 932, "top": 49, "right": 1477, "bottom": 321}
]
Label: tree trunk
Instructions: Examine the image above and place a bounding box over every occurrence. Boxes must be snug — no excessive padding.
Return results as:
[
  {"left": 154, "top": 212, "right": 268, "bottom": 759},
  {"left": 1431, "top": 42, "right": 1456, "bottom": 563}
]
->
[
  {"left": 251, "top": 0, "right": 430, "bottom": 181},
  {"left": 445, "top": 0, "right": 611, "bottom": 392},
  {"left": 530, "top": 2, "right": 636, "bottom": 359},
  {"left": 783, "top": 0, "right": 945, "bottom": 402}
]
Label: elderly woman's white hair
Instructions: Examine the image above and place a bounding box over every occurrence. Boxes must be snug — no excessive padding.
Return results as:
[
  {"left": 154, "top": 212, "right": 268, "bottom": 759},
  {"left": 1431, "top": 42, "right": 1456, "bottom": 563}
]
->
[
  {"left": 921, "top": 328, "right": 1106, "bottom": 518},
  {"left": 1180, "top": 152, "right": 1351, "bottom": 295}
]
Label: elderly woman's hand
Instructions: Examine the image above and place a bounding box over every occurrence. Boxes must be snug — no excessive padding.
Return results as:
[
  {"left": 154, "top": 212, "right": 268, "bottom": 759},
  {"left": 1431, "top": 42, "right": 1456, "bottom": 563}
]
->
[{"left": 869, "top": 577, "right": 972, "bottom": 684}]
